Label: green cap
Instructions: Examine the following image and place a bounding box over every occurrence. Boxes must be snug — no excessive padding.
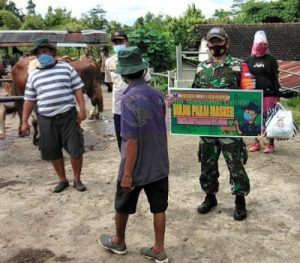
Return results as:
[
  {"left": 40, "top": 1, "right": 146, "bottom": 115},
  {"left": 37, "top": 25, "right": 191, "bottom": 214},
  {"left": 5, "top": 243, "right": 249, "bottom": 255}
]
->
[
  {"left": 32, "top": 38, "right": 56, "bottom": 54},
  {"left": 115, "top": 46, "right": 149, "bottom": 75},
  {"left": 206, "top": 27, "right": 229, "bottom": 42}
]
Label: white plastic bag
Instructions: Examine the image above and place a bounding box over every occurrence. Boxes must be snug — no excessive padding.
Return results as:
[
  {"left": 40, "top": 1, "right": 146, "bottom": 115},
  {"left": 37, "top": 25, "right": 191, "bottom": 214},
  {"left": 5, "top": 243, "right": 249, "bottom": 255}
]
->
[{"left": 265, "top": 102, "right": 297, "bottom": 139}]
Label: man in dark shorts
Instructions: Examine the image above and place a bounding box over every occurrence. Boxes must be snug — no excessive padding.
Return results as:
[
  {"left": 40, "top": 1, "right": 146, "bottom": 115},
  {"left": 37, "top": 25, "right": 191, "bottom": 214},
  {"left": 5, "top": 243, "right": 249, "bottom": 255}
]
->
[
  {"left": 99, "top": 47, "right": 169, "bottom": 263},
  {"left": 21, "top": 38, "right": 87, "bottom": 193}
]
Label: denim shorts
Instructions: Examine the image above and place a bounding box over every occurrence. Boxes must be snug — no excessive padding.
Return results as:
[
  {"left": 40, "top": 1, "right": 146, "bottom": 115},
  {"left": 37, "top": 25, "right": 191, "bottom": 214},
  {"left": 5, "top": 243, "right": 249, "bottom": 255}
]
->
[
  {"left": 38, "top": 108, "right": 85, "bottom": 160},
  {"left": 115, "top": 177, "right": 168, "bottom": 214}
]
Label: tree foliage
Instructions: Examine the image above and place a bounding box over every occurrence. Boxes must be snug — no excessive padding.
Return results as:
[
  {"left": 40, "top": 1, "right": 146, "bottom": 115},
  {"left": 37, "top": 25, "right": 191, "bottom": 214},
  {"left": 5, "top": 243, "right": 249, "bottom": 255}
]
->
[
  {"left": 209, "top": 9, "right": 233, "bottom": 24},
  {"left": 165, "top": 4, "right": 205, "bottom": 49},
  {"left": 1, "top": 0, "right": 299, "bottom": 73},
  {"left": 26, "top": 0, "right": 36, "bottom": 16},
  {"left": 44, "top": 7, "right": 73, "bottom": 29},
  {"left": 129, "top": 26, "right": 175, "bottom": 72},
  {"left": 0, "top": 0, "right": 23, "bottom": 20},
  {"left": 21, "top": 15, "right": 45, "bottom": 30},
  {"left": 0, "top": 9, "right": 21, "bottom": 29},
  {"left": 233, "top": 0, "right": 300, "bottom": 23},
  {"left": 81, "top": 5, "right": 107, "bottom": 30}
]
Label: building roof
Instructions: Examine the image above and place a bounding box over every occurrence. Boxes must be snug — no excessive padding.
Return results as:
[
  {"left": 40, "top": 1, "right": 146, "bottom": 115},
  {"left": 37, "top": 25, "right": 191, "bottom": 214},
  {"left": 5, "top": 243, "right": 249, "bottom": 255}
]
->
[
  {"left": 0, "top": 30, "right": 108, "bottom": 48},
  {"left": 278, "top": 60, "right": 300, "bottom": 90},
  {"left": 195, "top": 23, "right": 300, "bottom": 61}
]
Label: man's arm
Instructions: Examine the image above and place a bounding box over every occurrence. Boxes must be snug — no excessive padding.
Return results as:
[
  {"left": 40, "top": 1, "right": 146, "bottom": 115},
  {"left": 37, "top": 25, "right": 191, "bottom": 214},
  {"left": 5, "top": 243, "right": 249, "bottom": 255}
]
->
[
  {"left": 121, "top": 138, "right": 138, "bottom": 192},
  {"left": 74, "top": 88, "right": 86, "bottom": 123},
  {"left": 21, "top": 100, "right": 36, "bottom": 136}
]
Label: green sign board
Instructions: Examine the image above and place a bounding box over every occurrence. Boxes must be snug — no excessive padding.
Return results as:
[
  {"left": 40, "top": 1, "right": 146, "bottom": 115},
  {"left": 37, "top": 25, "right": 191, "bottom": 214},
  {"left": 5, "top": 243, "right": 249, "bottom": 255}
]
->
[{"left": 169, "top": 88, "right": 263, "bottom": 137}]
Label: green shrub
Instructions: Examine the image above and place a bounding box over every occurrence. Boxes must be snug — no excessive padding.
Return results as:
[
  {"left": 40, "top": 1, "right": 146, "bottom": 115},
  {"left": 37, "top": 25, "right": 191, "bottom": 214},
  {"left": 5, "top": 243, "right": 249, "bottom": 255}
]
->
[{"left": 281, "top": 97, "right": 300, "bottom": 126}]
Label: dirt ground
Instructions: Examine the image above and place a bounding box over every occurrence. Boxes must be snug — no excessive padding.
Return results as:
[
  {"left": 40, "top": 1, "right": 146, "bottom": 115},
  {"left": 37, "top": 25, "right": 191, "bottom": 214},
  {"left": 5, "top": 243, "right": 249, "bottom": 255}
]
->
[{"left": 0, "top": 88, "right": 299, "bottom": 263}]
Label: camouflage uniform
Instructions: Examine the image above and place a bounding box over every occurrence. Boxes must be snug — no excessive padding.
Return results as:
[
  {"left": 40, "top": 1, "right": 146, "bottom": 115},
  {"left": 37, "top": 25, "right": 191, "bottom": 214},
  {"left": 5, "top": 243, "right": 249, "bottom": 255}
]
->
[{"left": 192, "top": 55, "right": 250, "bottom": 196}]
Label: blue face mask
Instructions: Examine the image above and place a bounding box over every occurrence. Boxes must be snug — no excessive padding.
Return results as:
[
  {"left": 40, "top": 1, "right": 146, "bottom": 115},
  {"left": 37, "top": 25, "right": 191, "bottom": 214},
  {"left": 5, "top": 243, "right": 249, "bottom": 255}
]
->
[
  {"left": 244, "top": 112, "right": 253, "bottom": 121},
  {"left": 37, "top": 54, "right": 55, "bottom": 67},
  {"left": 113, "top": 44, "right": 126, "bottom": 53}
]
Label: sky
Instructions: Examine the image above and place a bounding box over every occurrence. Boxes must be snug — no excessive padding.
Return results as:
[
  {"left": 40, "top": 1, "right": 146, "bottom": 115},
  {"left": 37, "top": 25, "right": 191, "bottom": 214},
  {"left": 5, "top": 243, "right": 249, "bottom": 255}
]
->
[{"left": 13, "top": 0, "right": 233, "bottom": 26}]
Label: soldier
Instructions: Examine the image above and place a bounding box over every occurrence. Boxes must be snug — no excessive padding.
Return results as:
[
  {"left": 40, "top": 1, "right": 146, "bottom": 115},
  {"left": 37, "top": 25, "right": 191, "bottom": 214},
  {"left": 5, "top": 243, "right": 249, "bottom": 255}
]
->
[{"left": 192, "top": 27, "right": 250, "bottom": 221}]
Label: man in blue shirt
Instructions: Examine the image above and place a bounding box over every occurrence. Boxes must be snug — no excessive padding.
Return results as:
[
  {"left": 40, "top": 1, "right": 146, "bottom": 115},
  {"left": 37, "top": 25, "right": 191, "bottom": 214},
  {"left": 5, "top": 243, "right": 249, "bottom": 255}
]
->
[{"left": 99, "top": 47, "right": 169, "bottom": 263}]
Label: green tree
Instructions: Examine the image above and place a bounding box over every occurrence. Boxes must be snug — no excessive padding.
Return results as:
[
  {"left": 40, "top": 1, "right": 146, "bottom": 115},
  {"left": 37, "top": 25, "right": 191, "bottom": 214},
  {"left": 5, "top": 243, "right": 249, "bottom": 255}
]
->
[
  {"left": 106, "top": 20, "right": 131, "bottom": 34},
  {"left": 281, "top": 0, "right": 300, "bottom": 22},
  {"left": 165, "top": 4, "right": 205, "bottom": 49},
  {"left": 233, "top": 0, "right": 300, "bottom": 23},
  {"left": 81, "top": 5, "right": 107, "bottom": 30},
  {"left": 21, "top": 15, "right": 45, "bottom": 29},
  {"left": 0, "top": 0, "right": 23, "bottom": 20},
  {"left": 60, "top": 20, "right": 86, "bottom": 32},
  {"left": 26, "top": 0, "right": 36, "bottom": 16},
  {"left": 129, "top": 26, "right": 175, "bottom": 72},
  {"left": 44, "top": 6, "right": 73, "bottom": 29},
  {"left": 0, "top": 9, "right": 21, "bottom": 29},
  {"left": 209, "top": 9, "right": 233, "bottom": 24},
  {"left": 136, "top": 12, "right": 166, "bottom": 31}
]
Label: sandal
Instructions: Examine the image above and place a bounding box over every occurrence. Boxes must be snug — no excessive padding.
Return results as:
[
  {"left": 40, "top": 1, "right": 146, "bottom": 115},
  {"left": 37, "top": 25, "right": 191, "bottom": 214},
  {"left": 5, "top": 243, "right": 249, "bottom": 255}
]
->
[
  {"left": 73, "top": 180, "right": 87, "bottom": 191},
  {"left": 53, "top": 180, "right": 69, "bottom": 193}
]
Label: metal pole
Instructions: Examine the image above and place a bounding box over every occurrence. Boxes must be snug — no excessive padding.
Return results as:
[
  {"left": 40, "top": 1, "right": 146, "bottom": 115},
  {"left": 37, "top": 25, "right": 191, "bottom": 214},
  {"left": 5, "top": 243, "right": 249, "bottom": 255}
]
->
[
  {"left": 0, "top": 96, "right": 24, "bottom": 102},
  {"left": 176, "top": 45, "right": 183, "bottom": 81}
]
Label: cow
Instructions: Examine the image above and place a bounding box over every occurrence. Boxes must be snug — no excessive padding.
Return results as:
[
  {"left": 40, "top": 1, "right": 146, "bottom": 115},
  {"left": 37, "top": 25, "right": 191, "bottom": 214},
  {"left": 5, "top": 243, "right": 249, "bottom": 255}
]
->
[{"left": 0, "top": 56, "right": 103, "bottom": 142}]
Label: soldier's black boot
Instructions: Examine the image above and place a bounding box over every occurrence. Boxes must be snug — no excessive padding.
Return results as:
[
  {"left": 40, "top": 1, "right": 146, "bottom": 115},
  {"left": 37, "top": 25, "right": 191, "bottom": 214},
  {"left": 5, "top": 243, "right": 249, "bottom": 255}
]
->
[
  {"left": 197, "top": 194, "right": 218, "bottom": 214},
  {"left": 234, "top": 195, "right": 247, "bottom": 221}
]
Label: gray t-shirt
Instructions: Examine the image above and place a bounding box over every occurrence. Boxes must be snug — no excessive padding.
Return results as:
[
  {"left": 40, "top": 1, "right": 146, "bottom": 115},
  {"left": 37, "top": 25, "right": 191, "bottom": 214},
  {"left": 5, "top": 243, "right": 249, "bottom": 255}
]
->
[{"left": 118, "top": 79, "right": 169, "bottom": 186}]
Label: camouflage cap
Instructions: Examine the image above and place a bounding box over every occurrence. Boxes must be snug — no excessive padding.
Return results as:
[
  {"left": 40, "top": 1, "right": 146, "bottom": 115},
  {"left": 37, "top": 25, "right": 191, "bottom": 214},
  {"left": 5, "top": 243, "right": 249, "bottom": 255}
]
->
[{"left": 206, "top": 27, "right": 229, "bottom": 42}]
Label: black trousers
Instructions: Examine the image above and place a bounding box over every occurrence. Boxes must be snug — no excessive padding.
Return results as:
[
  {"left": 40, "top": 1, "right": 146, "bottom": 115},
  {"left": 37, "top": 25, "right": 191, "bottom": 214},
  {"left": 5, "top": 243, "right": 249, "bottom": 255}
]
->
[{"left": 113, "top": 114, "right": 122, "bottom": 151}]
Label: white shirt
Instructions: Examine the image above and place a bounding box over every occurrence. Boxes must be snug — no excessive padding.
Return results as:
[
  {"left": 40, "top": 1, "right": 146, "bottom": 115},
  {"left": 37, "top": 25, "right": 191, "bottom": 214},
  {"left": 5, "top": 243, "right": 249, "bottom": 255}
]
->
[{"left": 105, "top": 54, "right": 151, "bottom": 114}]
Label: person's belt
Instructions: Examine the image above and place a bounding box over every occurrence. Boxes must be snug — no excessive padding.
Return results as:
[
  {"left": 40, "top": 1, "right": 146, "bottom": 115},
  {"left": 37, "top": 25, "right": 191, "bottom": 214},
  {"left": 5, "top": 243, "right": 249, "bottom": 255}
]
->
[{"left": 45, "top": 107, "right": 76, "bottom": 119}]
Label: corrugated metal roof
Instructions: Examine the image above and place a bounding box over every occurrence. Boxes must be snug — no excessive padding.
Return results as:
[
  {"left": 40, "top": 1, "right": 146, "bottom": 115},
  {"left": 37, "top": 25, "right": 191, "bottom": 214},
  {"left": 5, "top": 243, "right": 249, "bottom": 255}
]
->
[
  {"left": 0, "top": 30, "right": 108, "bottom": 48},
  {"left": 278, "top": 60, "right": 300, "bottom": 90}
]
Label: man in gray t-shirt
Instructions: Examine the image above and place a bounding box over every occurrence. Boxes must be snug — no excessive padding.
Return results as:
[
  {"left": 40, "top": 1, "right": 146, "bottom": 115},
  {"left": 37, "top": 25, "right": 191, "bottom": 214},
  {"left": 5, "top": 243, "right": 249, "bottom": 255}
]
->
[{"left": 99, "top": 47, "right": 169, "bottom": 263}]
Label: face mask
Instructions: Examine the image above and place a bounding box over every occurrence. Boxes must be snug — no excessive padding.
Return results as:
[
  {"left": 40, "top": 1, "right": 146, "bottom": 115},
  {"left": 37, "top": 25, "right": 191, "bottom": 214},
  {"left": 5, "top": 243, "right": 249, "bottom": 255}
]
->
[
  {"left": 254, "top": 46, "right": 268, "bottom": 57},
  {"left": 209, "top": 44, "right": 227, "bottom": 57},
  {"left": 37, "top": 54, "right": 55, "bottom": 68},
  {"left": 244, "top": 112, "right": 253, "bottom": 121},
  {"left": 113, "top": 44, "right": 126, "bottom": 53}
]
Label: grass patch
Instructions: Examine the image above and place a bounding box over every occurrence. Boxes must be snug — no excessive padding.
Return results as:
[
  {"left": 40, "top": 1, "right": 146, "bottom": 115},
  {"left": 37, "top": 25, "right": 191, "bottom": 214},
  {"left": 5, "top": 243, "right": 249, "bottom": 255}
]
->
[{"left": 281, "top": 97, "right": 300, "bottom": 126}]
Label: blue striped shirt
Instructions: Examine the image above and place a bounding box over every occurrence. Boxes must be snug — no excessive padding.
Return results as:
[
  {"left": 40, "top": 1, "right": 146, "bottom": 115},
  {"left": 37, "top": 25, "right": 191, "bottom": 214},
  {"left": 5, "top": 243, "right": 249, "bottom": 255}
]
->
[{"left": 24, "top": 61, "right": 84, "bottom": 117}]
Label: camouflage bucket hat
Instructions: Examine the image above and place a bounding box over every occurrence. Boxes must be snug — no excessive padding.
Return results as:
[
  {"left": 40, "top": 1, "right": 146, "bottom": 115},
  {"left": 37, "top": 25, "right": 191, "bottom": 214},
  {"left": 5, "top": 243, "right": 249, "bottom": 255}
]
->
[
  {"left": 115, "top": 46, "right": 149, "bottom": 75},
  {"left": 32, "top": 38, "right": 57, "bottom": 55},
  {"left": 206, "top": 27, "right": 229, "bottom": 42}
]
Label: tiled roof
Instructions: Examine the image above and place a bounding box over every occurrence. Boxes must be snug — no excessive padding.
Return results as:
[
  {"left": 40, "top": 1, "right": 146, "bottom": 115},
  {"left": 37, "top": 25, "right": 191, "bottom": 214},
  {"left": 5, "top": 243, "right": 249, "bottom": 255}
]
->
[
  {"left": 195, "top": 23, "right": 300, "bottom": 61},
  {"left": 0, "top": 30, "right": 108, "bottom": 47},
  {"left": 278, "top": 60, "right": 300, "bottom": 90}
]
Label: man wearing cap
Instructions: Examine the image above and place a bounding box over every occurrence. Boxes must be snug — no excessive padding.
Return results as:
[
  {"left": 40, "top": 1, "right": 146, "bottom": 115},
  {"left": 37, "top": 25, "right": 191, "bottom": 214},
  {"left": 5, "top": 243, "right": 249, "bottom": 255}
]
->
[
  {"left": 105, "top": 31, "right": 151, "bottom": 151},
  {"left": 21, "top": 38, "right": 87, "bottom": 193},
  {"left": 192, "top": 27, "right": 250, "bottom": 221},
  {"left": 99, "top": 46, "right": 169, "bottom": 263}
]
